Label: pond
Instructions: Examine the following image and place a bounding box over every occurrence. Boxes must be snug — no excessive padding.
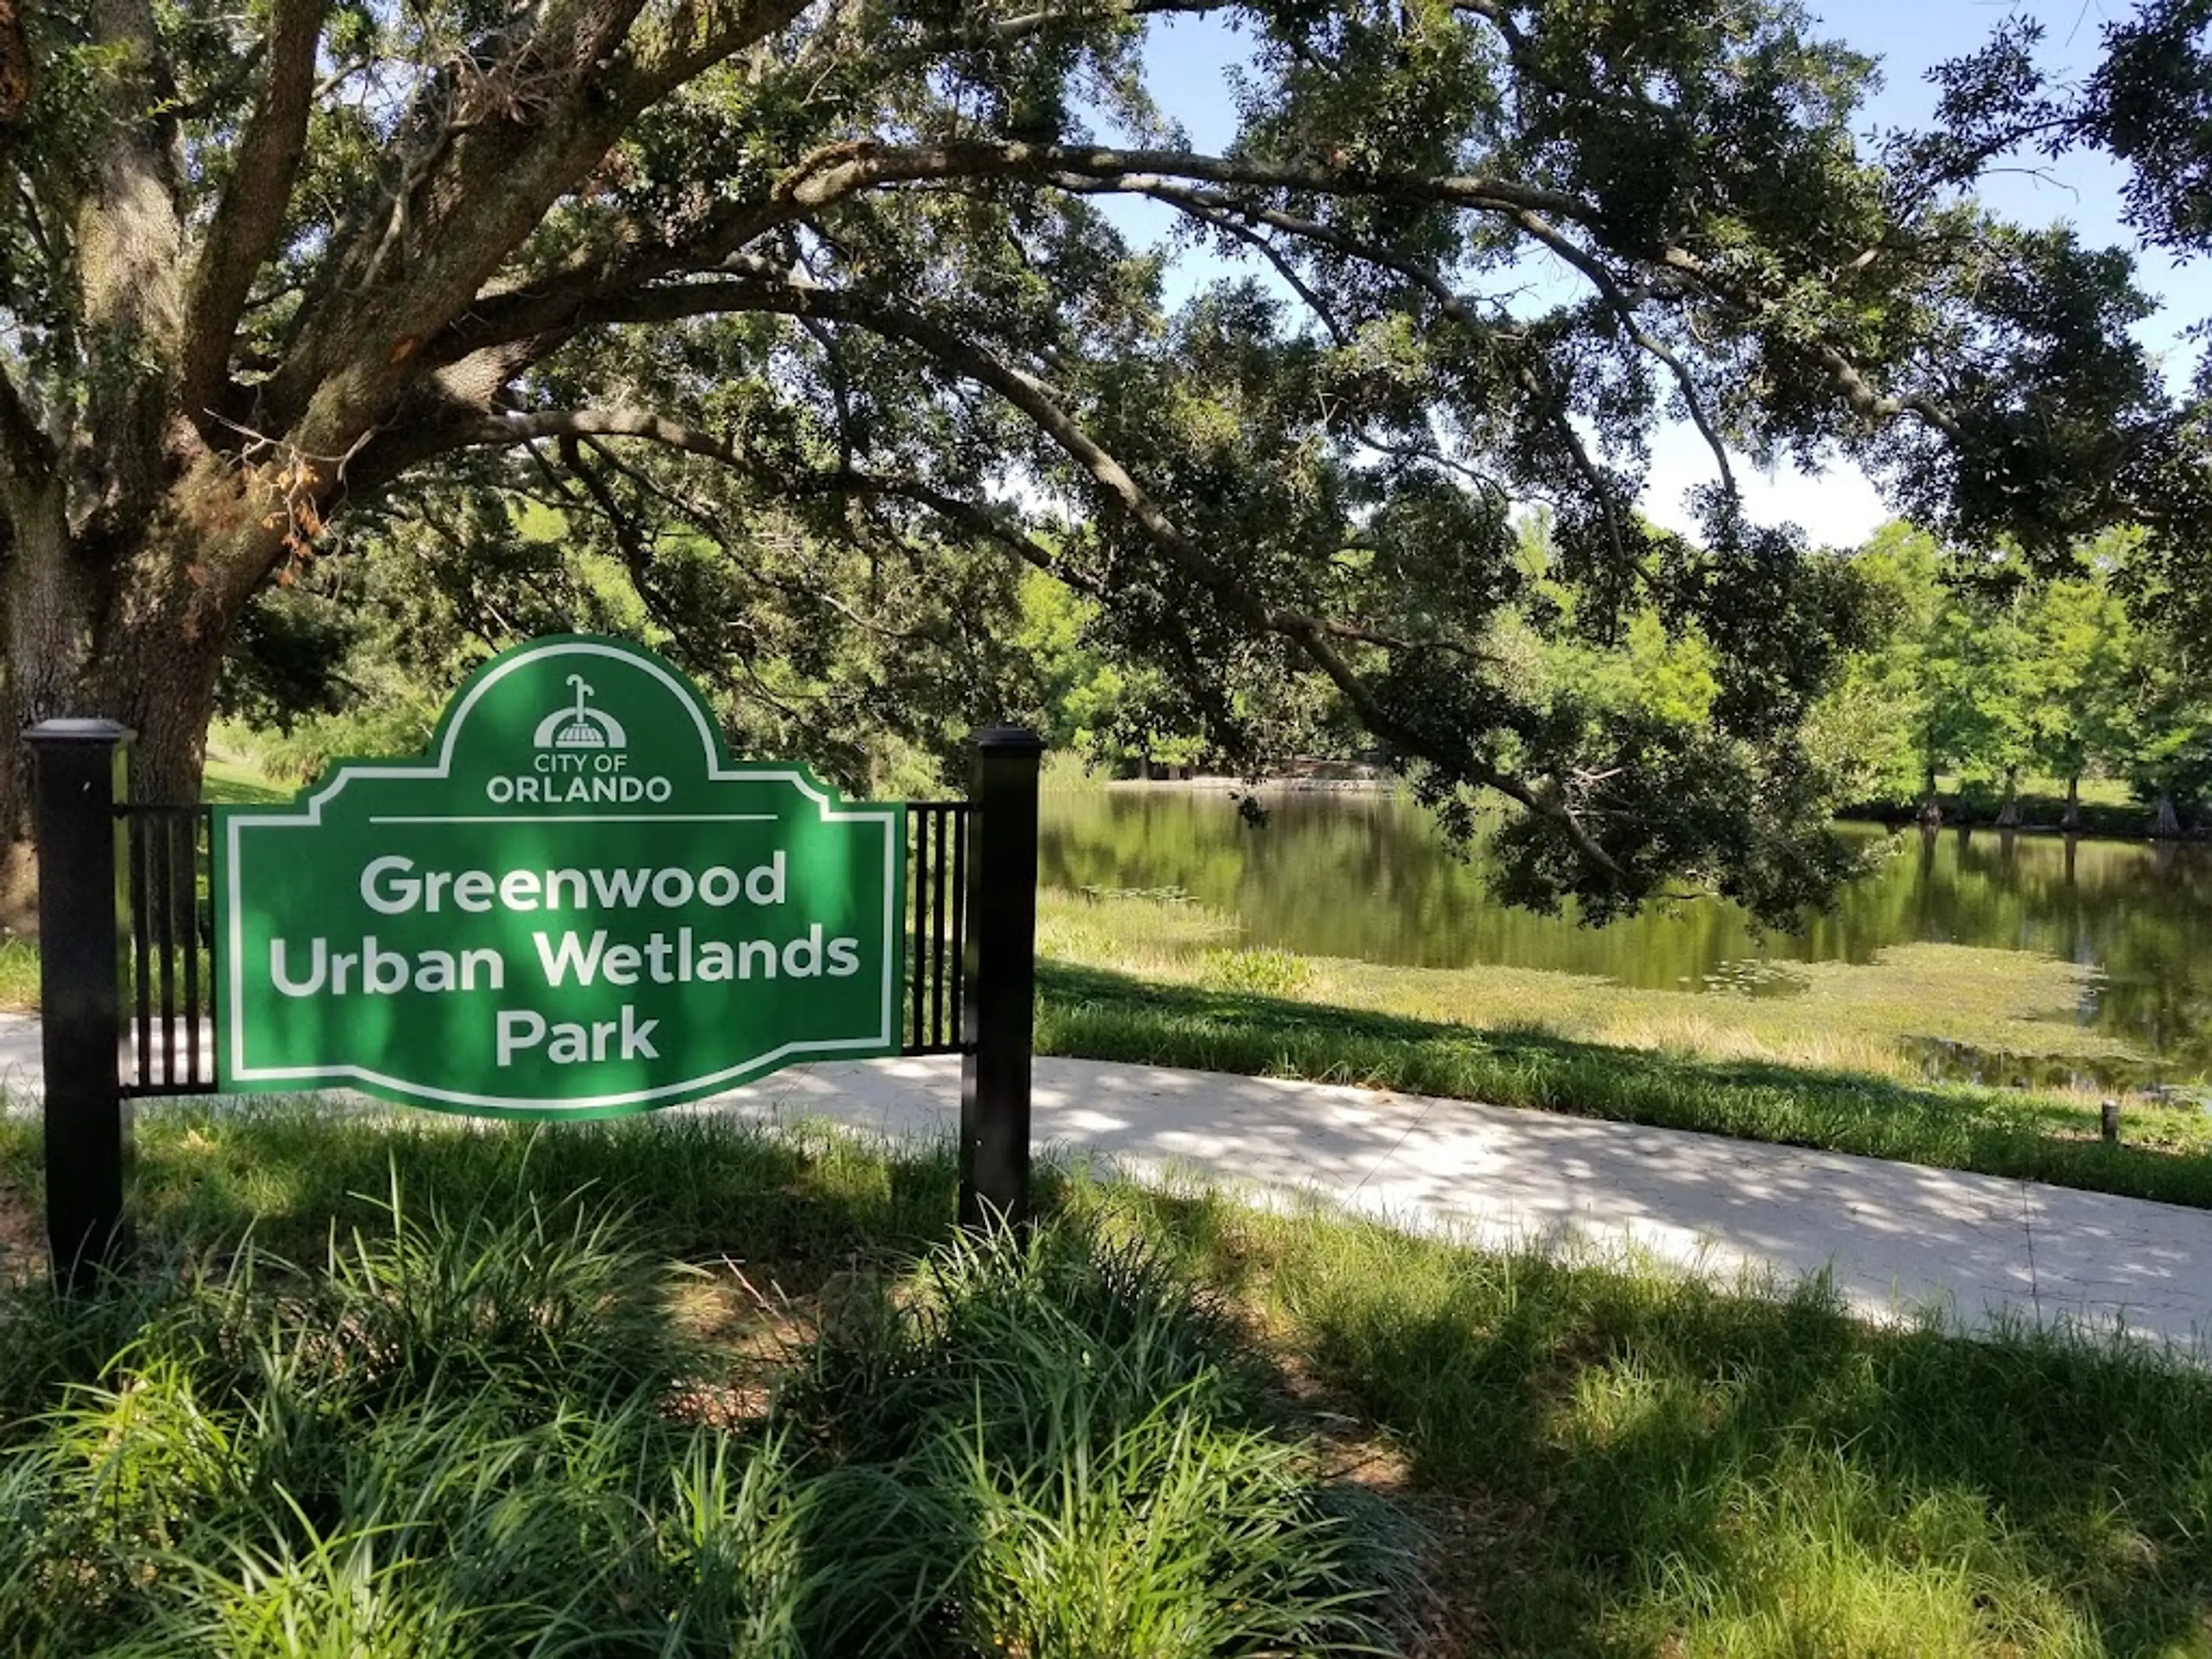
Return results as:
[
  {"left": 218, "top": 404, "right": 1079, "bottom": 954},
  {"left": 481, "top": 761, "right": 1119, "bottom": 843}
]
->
[{"left": 1038, "top": 787, "right": 2212, "bottom": 1085}]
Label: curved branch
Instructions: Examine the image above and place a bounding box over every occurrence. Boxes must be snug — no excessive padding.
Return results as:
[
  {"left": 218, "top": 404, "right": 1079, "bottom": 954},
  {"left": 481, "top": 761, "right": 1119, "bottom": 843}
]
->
[
  {"left": 428, "top": 134, "right": 1969, "bottom": 466},
  {"left": 805, "top": 472, "right": 1108, "bottom": 598},
  {"left": 1506, "top": 207, "right": 1738, "bottom": 498},
  {"left": 1052, "top": 173, "right": 1483, "bottom": 323},
  {"left": 1143, "top": 192, "right": 1351, "bottom": 346},
  {"left": 711, "top": 277, "right": 1625, "bottom": 880},
  {"left": 431, "top": 140, "right": 1592, "bottom": 360},
  {"left": 467, "top": 406, "right": 761, "bottom": 467},
  {"left": 183, "top": 0, "right": 328, "bottom": 414},
  {"left": 425, "top": 286, "right": 1627, "bottom": 883},
  {"left": 455, "top": 404, "right": 1096, "bottom": 596}
]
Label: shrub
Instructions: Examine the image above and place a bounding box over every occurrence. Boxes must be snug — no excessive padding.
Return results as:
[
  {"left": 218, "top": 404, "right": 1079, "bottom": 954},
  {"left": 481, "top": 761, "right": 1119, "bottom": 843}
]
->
[
  {"left": 0, "top": 1185, "right": 1408, "bottom": 1656},
  {"left": 1199, "top": 946, "right": 1314, "bottom": 998}
]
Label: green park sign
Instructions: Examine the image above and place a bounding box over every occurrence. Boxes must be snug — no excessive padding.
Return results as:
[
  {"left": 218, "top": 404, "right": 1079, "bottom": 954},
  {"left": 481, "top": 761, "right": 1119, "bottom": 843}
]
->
[{"left": 213, "top": 636, "right": 906, "bottom": 1117}]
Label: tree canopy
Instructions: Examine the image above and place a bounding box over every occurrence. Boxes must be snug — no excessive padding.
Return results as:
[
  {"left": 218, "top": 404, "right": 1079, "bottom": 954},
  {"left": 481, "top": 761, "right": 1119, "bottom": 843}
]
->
[{"left": 0, "top": 0, "right": 2199, "bottom": 922}]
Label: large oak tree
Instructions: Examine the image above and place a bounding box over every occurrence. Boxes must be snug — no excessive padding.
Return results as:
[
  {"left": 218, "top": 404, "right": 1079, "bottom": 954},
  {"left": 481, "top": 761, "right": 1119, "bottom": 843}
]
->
[{"left": 0, "top": 0, "right": 2191, "bottom": 920}]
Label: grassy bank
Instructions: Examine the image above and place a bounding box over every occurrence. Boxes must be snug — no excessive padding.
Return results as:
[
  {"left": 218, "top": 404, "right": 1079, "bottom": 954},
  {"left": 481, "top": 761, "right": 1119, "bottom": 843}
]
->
[
  {"left": 1035, "top": 959, "right": 2212, "bottom": 1210},
  {"left": 1838, "top": 772, "right": 2162, "bottom": 839},
  {"left": 6, "top": 1105, "right": 2212, "bottom": 1656},
  {"left": 1037, "top": 890, "right": 2150, "bottom": 1084},
  {"left": 200, "top": 752, "right": 292, "bottom": 805},
  {"left": 4, "top": 897, "right": 2206, "bottom": 1209}
]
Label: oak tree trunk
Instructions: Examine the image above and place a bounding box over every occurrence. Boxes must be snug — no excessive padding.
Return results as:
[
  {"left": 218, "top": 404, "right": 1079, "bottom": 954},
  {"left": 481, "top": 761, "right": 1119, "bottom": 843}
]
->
[
  {"left": 0, "top": 515, "right": 229, "bottom": 930},
  {"left": 2059, "top": 774, "right": 2081, "bottom": 831}
]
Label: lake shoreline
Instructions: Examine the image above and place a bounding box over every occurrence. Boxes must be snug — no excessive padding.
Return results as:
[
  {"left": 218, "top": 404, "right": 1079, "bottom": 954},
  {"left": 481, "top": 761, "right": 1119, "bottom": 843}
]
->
[
  {"left": 1092, "top": 774, "right": 2209, "bottom": 843},
  {"left": 1041, "top": 789, "right": 2212, "bottom": 1084}
]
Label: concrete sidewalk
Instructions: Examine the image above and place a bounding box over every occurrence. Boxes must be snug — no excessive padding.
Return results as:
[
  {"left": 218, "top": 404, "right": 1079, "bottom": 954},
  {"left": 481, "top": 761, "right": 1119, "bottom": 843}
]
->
[{"left": 3, "top": 1016, "right": 2208, "bottom": 1350}]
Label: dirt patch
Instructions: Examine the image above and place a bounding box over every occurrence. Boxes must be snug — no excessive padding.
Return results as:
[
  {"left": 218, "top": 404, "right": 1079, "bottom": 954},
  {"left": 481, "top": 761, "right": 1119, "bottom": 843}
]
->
[
  {"left": 1247, "top": 1329, "right": 1537, "bottom": 1658},
  {"left": 660, "top": 1256, "right": 867, "bottom": 1431},
  {"left": 0, "top": 1176, "right": 43, "bottom": 1284}
]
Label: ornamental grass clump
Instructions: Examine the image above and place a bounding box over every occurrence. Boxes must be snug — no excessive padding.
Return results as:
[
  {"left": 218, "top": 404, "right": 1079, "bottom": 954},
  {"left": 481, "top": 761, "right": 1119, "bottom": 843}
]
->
[
  {"left": 0, "top": 1172, "right": 1406, "bottom": 1657},
  {"left": 782, "top": 1221, "right": 1403, "bottom": 1656}
]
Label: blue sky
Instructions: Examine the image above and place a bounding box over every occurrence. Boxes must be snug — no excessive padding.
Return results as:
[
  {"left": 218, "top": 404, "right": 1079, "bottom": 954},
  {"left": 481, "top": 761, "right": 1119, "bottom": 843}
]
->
[{"left": 1115, "top": 1, "right": 2206, "bottom": 546}]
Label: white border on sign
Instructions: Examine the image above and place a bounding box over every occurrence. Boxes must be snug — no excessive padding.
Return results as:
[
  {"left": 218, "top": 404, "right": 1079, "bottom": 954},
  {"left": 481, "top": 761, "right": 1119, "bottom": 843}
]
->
[{"left": 223, "top": 639, "right": 904, "bottom": 1110}]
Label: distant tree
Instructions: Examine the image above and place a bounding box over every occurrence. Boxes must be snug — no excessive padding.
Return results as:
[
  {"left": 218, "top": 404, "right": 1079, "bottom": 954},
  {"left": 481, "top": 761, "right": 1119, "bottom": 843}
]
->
[
  {"left": 1824, "top": 521, "right": 2136, "bottom": 825},
  {"left": 2112, "top": 628, "right": 2212, "bottom": 834},
  {"left": 1012, "top": 567, "right": 1221, "bottom": 774},
  {"left": 2021, "top": 534, "right": 2137, "bottom": 827},
  {"left": 1833, "top": 523, "right": 2008, "bottom": 817}
]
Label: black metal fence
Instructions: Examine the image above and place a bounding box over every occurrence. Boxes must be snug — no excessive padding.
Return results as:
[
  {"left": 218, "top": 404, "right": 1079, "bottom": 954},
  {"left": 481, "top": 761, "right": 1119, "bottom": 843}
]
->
[
  {"left": 906, "top": 801, "right": 968, "bottom": 1055},
  {"left": 121, "top": 804, "right": 214, "bottom": 1097}
]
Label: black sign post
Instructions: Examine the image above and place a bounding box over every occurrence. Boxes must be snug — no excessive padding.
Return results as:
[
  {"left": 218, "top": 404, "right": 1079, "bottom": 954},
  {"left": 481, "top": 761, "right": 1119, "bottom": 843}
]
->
[
  {"left": 25, "top": 718, "right": 134, "bottom": 1291},
  {"left": 960, "top": 725, "right": 1043, "bottom": 1232}
]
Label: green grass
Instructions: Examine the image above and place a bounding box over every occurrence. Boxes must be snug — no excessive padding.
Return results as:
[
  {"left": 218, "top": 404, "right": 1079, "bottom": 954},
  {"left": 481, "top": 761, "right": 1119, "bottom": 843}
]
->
[
  {"left": 1843, "top": 774, "right": 2160, "bottom": 836},
  {"left": 1928, "top": 772, "right": 2137, "bottom": 810},
  {"left": 1037, "top": 961, "right": 2212, "bottom": 1209},
  {"left": 0, "top": 1110, "right": 1395, "bottom": 1657},
  {"left": 5, "top": 1105, "right": 2212, "bottom": 1656},
  {"left": 0, "top": 937, "right": 33, "bottom": 1012},
  {"left": 198, "top": 754, "right": 291, "bottom": 806},
  {"left": 1037, "top": 890, "right": 2147, "bottom": 1082},
  {"left": 1095, "top": 1175, "right": 2212, "bottom": 1657}
]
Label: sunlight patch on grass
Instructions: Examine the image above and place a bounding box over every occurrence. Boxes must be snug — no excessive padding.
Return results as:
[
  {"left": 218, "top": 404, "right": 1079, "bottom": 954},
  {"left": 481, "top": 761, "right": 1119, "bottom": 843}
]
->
[
  {"left": 1066, "top": 1174, "right": 2212, "bottom": 1656},
  {"left": 199, "top": 752, "right": 291, "bottom": 805},
  {"left": 0, "top": 937, "right": 35, "bottom": 1013}
]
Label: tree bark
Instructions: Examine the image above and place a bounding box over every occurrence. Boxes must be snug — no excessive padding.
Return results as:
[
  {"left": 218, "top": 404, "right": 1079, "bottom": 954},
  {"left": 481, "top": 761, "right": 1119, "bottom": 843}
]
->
[
  {"left": 1994, "top": 766, "right": 2020, "bottom": 829},
  {"left": 1, "top": 516, "right": 228, "bottom": 929},
  {"left": 2060, "top": 774, "right": 2081, "bottom": 831},
  {"left": 2152, "top": 793, "right": 2183, "bottom": 838}
]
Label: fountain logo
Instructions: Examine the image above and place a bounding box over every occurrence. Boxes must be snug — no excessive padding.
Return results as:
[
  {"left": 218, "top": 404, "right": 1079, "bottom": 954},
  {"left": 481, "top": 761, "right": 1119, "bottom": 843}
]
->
[
  {"left": 488, "top": 673, "right": 672, "bottom": 806},
  {"left": 534, "top": 675, "right": 628, "bottom": 752}
]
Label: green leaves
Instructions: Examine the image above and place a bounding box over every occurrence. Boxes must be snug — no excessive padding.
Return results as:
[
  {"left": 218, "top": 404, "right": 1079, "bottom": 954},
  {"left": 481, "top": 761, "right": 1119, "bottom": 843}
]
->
[{"left": 10, "top": 0, "right": 2203, "bottom": 926}]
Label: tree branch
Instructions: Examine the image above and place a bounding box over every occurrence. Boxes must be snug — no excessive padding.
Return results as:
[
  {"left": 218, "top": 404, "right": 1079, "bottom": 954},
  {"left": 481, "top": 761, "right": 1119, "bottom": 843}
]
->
[
  {"left": 645, "top": 275, "right": 1623, "bottom": 880},
  {"left": 1163, "top": 196, "right": 1352, "bottom": 346},
  {"left": 801, "top": 471, "right": 1109, "bottom": 599},
  {"left": 0, "top": 355, "right": 53, "bottom": 491},
  {"left": 1514, "top": 361, "right": 1630, "bottom": 574},
  {"left": 458, "top": 402, "right": 1104, "bottom": 600},
  {"left": 268, "top": 0, "right": 817, "bottom": 449},
  {"left": 467, "top": 405, "right": 766, "bottom": 468},
  {"left": 1506, "top": 206, "right": 1738, "bottom": 498},
  {"left": 422, "top": 268, "right": 1627, "bottom": 884},
  {"left": 1050, "top": 173, "right": 1484, "bottom": 323},
  {"left": 576, "top": 440, "right": 930, "bottom": 639},
  {"left": 430, "top": 140, "right": 1592, "bottom": 361},
  {"left": 184, "top": 0, "right": 329, "bottom": 415}
]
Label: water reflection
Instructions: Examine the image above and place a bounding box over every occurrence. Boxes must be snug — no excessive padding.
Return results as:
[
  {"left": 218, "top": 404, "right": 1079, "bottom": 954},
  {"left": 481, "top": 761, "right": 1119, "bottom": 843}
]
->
[{"left": 1039, "top": 790, "right": 2212, "bottom": 1078}]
